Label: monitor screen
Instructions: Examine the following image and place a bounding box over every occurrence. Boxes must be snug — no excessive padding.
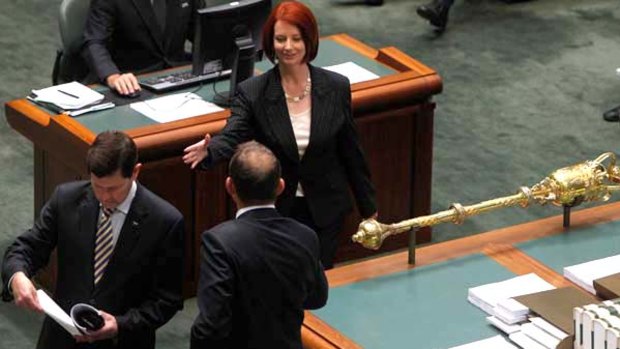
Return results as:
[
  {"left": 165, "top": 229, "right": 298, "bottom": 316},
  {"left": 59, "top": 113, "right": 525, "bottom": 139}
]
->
[{"left": 192, "top": 0, "right": 272, "bottom": 76}]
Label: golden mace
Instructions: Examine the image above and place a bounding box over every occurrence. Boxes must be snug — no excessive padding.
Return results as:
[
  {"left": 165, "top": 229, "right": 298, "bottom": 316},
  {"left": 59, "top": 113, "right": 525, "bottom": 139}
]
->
[{"left": 352, "top": 152, "right": 620, "bottom": 251}]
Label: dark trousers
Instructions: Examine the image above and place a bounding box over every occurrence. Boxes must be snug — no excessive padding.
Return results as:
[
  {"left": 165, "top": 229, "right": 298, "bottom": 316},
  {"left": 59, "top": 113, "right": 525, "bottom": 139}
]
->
[{"left": 290, "top": 197, "right": 343, "bottom": 270}]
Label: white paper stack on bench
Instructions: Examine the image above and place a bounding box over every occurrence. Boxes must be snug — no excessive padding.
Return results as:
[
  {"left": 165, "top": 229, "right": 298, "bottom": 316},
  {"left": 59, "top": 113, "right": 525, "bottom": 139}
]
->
[
  {"left": 487, "top": 316, "right": 522, "bottom": 334},
  {"left": 563, "top": 254, "right": 620, "bottom": 294},
  {"left": 448, "top": 335, "right": 519, "bottom": 349},
  {"left": 495, "top": 298, "right": 532, "bottom": 324},
  {"left": 468, "top": 273, "right": 555, "bottom": 317}
]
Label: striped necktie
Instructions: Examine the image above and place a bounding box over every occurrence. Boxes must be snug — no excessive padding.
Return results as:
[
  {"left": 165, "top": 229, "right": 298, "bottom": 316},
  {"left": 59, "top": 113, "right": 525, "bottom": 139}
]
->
[{"left": 94, "top": 207, "right": 115, "bottom": 285}]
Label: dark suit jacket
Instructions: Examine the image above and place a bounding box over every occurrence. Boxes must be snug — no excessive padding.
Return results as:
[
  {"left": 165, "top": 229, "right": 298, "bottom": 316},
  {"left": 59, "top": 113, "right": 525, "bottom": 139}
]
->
[
  {"left": 1, "top": 181, "right": 185, "bottom": 349},
  {"left": 203, "top": 65, "right": 377, "bottom": 228},
  {"left": 190, "top": 208, "right": 328, "bottom": 348},
  {"left": 82, "top": 0, "right": 199, "bottom": 82}
]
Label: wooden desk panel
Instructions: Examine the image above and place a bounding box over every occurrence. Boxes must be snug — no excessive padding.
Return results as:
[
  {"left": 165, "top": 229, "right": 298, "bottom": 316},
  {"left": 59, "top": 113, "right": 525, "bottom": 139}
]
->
[{"left": 5, "top": 34, "right": 442, "bottom": 296}]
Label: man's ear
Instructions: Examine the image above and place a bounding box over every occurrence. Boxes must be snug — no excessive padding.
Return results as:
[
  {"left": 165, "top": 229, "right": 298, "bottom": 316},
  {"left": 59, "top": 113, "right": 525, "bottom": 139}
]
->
[
  {"left": 131, "top": 163, "right": 142, "bottom": 181},
  {"left": 275, "top": 178, "right": 285, "bottom": 197},
  {"left": 225, "top": 177, "right": 236, "bottom": 197}
]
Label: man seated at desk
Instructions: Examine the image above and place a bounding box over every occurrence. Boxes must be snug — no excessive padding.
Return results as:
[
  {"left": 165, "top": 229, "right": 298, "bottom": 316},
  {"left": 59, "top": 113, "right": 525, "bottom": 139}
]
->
[{"left": 82, "top": 0, "right": 202, "bottom": 96}]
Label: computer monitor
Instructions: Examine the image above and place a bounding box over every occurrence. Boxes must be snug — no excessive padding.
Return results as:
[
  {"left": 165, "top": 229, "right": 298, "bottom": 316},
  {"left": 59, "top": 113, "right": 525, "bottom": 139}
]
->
[{"left": 192, "top": 0, "right": 272, "bottom": 106}]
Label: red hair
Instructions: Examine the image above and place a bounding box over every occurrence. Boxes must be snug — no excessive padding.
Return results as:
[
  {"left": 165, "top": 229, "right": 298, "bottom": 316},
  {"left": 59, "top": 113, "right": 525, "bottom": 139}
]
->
[{"left": 262, "top": 1, "right": 319, "bottom": 64}]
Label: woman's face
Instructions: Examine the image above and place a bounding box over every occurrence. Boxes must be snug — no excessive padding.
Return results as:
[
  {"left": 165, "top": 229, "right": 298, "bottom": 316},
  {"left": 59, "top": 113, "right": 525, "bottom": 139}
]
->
[{"left": 273, "top": 20, "right": 306, "bottom": 67}]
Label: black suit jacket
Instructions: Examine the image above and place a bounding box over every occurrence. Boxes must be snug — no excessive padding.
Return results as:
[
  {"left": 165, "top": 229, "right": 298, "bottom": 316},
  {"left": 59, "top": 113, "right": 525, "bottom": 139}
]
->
[
  {"left": 1, "top": 181, "right": 185, "bottom": 349},
  {"left": 82, "top": 0, "right": 199, "bottom": 82},
  {"left": 190, "top": 208, "right": 328, "bottom": 348},
  {"left": 203, "top": 65, "right": 377, "bottom": 228}
]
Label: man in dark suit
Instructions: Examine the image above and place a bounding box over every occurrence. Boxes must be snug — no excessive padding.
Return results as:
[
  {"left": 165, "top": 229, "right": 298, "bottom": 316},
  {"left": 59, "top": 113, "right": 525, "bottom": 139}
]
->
[
  {"left": 190, "top": 141, "right": 328, "bottom": 348},
  {"left": 1, "top": 131, "right": 185, "bottom": 349},
  {"left": 82, "top": 0, "right": 201, "bottom": 96}
]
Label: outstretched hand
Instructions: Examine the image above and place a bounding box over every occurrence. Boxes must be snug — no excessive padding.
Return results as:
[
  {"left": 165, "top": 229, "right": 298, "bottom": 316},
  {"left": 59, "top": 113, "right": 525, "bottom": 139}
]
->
[{"left": 183, "top": 133, "right": 211, "bottom": 169}]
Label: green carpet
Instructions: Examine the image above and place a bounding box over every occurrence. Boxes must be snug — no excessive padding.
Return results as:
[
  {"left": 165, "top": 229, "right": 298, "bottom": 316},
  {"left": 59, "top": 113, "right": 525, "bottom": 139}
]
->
[{"left": 2, "top": 0, "right": 620, "bottom": 347}]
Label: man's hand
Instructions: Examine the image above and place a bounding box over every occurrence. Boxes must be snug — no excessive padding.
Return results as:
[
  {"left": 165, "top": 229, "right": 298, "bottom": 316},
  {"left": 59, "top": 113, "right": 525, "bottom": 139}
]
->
[
  {"left": 106, "top": 73, "right": 141, "bottom": 95},
  {"left": 75, "top": 311, "right": 118, "bottom": 343},
  {"left": 183, "top": 133, "right": 211, "bottom": 169},
  {"left": 11, "top": 272, "right": 43, "bottom": 313}
]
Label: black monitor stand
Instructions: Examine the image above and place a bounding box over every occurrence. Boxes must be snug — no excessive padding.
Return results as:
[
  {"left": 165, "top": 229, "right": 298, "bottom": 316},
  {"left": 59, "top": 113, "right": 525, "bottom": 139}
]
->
[{"left": 212, "top": 34, "right": 256, "bottom": 108}]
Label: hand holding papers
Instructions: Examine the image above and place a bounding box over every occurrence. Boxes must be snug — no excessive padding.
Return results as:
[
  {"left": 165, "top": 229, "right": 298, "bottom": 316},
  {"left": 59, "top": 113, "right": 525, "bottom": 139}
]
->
[
  {"left": 130, "top": 92, "right": 224, "bottom": 123},
  {"left": 36, "top": 290, "right": 104, "bottom": 336}
]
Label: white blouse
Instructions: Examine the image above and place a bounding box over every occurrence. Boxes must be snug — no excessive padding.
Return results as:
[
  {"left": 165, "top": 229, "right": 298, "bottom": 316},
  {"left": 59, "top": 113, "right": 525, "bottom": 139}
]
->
[{"left": 289, "top": 107, "right": 311, "bottom": 196}]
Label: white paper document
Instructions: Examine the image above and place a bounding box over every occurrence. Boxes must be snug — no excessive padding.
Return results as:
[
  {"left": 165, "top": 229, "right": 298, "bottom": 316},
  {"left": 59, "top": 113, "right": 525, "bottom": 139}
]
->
[
  {"left": 37, "top": 290, "right": 80, "bottom": 336},
  {"left": 323, "top": 61, "right": 380, "bottom": 84},
  {"left": 468, "top": 273, "right": 555, "bottom": 316},
  {"left": 130, "top": 93, "right": 223, "bottom": 123},
  {"left": 448, "top": 335, "right": 518, "bottom": 349},
  {"left": 563, "top": 254, "right": 620, "bottom": 294},
  {"left": 31, "top": 81, "right": 105, "bottom": 110}
]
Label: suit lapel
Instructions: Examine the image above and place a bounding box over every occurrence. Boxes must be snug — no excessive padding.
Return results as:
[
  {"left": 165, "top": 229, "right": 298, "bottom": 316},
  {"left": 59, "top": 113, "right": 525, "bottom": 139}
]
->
[
  {"left": 78, "top": 189, "right": 100, "bottom": 288},
  {"left": 130, "top": 0, "right": 165, "bottom": 53},
  {"left": 308, "top": 66, "right": 337, "bottom": 155},
  {"left": 93, "top": 185, "right": 148, "bottom": 295},
  {"left": 263, "top": 69, "right": 300, "bottom": 163}
]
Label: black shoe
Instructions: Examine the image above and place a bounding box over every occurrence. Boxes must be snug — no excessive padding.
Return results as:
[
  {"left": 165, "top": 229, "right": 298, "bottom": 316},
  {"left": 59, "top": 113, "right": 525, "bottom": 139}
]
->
[
  {"left": 416, "top": 0, "right": 451, "bottom": 31},
  {"left": 365, "top": 0, "right": 383, "bottom": 5},
  {"left": 603, "top": 106, "right": 620, "bottom": 122}
]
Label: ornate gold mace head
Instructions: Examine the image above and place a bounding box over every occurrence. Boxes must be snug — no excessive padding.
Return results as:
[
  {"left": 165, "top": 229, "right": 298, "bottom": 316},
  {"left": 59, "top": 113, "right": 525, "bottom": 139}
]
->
[{"left": 352, "top": 152, "right": 620, "bottom": 250}]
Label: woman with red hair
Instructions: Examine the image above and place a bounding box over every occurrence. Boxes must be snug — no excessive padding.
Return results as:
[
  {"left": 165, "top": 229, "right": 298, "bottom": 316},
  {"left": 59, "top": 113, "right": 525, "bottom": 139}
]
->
[{"left": 183, "top": 0, "right": 377, "bottom": 269}]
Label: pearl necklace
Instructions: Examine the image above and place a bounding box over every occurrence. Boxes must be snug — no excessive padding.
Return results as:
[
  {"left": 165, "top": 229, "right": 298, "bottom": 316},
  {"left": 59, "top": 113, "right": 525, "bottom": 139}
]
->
[{"left": 284, "top": 76, "right": 312, "bottom": 103}]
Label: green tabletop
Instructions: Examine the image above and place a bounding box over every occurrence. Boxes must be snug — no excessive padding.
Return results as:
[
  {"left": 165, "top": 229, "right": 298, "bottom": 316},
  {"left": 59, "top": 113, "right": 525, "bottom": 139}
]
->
[
  {"left": 67, "top": 38, "right": 396, "bottom": 134},
  {"left": 517, "top": 219, "right": 620, "bottom": 274},
  {"left": 313, "top": 253, "right": 514, "bottom": 349}
]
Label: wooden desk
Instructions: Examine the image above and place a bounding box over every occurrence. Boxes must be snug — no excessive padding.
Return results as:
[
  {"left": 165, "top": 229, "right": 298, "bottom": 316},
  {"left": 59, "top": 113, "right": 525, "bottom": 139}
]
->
[
  {"left": 5, "top": 34, "right": 442, "bottom": 296},
  {"left": 301, "top": 202, "right": 620, "bottom": 348}
]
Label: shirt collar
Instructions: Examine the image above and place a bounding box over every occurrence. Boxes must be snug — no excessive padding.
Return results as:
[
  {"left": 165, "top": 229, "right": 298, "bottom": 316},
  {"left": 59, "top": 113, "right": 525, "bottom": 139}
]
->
[{"left": 235, "top": 204, "right": 276, "bottom": 219}]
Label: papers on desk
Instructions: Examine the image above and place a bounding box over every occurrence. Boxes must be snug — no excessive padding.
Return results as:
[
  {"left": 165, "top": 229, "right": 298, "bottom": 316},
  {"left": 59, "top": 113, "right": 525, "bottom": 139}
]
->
[
  {"left": 30, "top": 81, "right": 105, "bottom": 110},
  {"left": 323, "top": 62, "right": 380, "bottom": 84},
  {"left": 468, "top": 273, "right": 555, "bottom": 317},
  {"left": 37, "top": 290, "right": 81, "bottom": 336},
  {"left": 563, "top": 254, "right": 620, "bottom": 294},
  {"left": 448, "top": 335, "right": 519, "bottom": 349},
  {"left": 130, "top": 92, "right": 223, "bottom": 123}
]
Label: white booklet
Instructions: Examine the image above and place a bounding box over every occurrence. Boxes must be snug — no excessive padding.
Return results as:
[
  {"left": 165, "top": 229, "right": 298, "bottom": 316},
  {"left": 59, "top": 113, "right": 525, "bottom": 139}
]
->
[
  {"left": 37, "top": 290, "right": 104, "bottom": 336},
  {"left": 37, "top": 290, "right": 81, "bottom": 336},
  {"left": 31, "top": 81, "right": 105, "bottom": 110}
]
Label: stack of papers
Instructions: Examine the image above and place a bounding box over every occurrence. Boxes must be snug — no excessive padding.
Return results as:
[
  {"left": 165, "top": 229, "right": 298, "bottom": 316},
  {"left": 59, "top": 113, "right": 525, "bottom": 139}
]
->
[
  {"left": 30, "top": 81, "right": 105, "bottom": 110},
  {"left": 563, "top": 254, "right": 620, "bottom": 294},
  {"left": 468, "top": 273, "right": 555, "bottom": 317},
  {"left": 448, "top": 335, "right": 519, "bottom": 349},
  {"left": 495, "top": 298, "right": 531, "bottom": 324}
]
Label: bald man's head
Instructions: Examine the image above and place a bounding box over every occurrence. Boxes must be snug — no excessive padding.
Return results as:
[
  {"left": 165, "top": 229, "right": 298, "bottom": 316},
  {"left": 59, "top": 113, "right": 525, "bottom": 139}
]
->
[{"left": 229, "top": 141, "right": 282, "bottom": 205}]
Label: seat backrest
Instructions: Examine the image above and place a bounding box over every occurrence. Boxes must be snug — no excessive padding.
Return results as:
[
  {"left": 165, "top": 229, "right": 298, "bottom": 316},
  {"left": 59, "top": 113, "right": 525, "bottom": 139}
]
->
[
  {"left": 59, "top": 0, "right": 91, "bottom": 54},
  {"left": 53, "top": 0, "right": 92, "bottom": 84}
]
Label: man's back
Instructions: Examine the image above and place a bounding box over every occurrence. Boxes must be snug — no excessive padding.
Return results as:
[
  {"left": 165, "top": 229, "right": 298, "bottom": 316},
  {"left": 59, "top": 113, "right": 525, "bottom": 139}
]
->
[{"left": 191, "top": 208, "right": 328, "bottom": 349}]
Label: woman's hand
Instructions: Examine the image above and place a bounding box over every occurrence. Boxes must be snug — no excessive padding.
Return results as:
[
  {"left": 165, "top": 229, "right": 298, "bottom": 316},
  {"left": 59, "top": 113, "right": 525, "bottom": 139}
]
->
[{"left": 183, "top": 134, "right": 211, "bottom": 169}]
